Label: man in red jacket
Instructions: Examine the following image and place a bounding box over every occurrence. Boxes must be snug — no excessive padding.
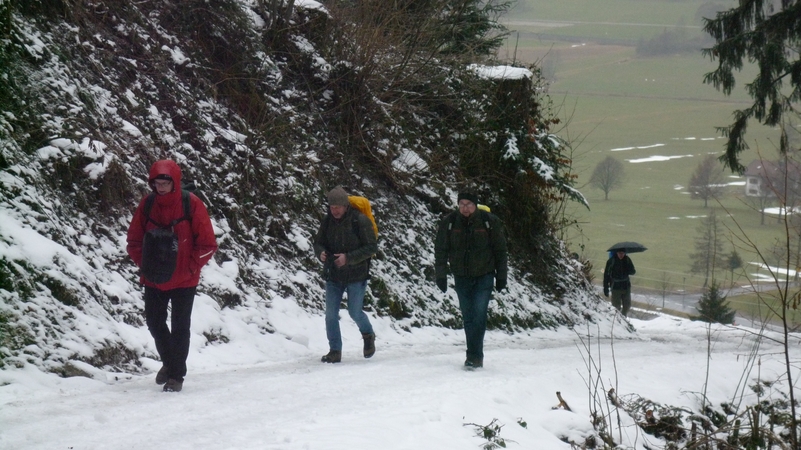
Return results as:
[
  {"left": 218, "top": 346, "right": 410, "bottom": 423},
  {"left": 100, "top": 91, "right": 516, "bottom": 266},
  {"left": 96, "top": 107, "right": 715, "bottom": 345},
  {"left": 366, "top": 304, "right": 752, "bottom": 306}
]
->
[{"left": 127, "top": 160, "right": 217, "bottom": 392}]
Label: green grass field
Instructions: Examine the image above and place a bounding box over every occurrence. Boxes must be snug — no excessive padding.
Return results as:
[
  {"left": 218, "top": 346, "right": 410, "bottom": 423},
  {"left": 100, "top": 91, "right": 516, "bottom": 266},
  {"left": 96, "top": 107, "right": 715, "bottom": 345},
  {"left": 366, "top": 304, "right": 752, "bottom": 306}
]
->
[
  {"left": 500, "top": 1, "right": 793, "bottom": 312},
  {"left": 724, "top": 289, "right": 801, "bottom": 327},
  {"left": 509, "top": 0, "right": 707, "bottom": 24}
]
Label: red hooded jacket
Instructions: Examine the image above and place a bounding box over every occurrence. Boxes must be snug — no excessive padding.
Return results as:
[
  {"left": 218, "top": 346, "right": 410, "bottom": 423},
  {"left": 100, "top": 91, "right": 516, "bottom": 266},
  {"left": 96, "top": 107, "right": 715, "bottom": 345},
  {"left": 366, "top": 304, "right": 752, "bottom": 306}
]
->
[{"left": 127, "top": 160, "right": 218, "bottom": 290}]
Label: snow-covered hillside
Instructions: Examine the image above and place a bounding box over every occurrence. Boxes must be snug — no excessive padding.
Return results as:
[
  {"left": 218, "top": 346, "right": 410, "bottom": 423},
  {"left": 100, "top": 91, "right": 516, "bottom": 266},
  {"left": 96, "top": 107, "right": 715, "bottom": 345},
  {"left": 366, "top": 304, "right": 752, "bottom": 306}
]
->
[{"left": 0, "top": 0, "right": 614, "bottom": 377}]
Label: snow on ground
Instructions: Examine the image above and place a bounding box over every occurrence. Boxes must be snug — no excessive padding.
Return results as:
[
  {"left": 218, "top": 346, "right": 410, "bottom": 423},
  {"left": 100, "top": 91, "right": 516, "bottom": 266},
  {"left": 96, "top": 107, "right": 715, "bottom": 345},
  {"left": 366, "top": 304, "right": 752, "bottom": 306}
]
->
[
  {"left": 627, "top": 154, "right": 694, "bottom": 164},
  {"left": 1, "top": 304, "right": 796, "bottom": 450}
]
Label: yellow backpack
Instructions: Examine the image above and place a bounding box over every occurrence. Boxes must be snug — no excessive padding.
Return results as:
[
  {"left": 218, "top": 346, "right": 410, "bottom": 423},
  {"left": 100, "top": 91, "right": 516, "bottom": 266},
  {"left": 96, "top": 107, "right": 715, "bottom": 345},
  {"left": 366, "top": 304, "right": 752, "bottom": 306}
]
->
[{"left": 348, "top": 195, "right": 378, "bottom": 237}]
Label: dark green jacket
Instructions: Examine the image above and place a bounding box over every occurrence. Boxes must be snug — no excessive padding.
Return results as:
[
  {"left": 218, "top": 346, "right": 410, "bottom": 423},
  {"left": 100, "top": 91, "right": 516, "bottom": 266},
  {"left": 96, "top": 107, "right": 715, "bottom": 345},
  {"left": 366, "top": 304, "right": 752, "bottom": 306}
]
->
[
  {"left": 434, "top": 210, "right": 508, "bottom": 281},
  {"left": 313, "top": 207, "right": 378, "bottom": 283},
  {"left": 603, "top": 255, "right": 636, "bottom": 291}
]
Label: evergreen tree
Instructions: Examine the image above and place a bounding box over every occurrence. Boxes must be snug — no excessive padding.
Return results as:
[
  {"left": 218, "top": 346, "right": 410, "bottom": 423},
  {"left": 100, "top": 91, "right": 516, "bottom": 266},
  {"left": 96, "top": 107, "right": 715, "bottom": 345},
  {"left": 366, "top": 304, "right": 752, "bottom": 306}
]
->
[
  {"left": 702, "top": 0, "right": 801, "bottom": 173},
  {"left": 694, "top": 281, "right": 736, "bottom": 324},
  {"left": 435, "top": 0, "right": 511, "bottom": 57}
]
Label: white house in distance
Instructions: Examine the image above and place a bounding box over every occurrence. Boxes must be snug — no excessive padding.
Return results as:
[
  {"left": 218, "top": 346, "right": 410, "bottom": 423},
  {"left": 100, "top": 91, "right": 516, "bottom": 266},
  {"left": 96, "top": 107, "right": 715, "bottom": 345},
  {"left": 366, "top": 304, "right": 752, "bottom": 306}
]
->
[
  {"left": 745, "top": 160, "right": 774, "bottom": 197},
  {"left": 744, "top": 159, "right": 801, "bottom": 199}
]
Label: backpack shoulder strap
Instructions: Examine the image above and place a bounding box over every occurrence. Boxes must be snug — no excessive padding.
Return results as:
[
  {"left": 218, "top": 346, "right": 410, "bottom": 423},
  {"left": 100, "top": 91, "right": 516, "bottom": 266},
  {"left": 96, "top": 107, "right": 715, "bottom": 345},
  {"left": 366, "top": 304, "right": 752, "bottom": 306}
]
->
[
  {"left": 182, "top": 190, "right": 192, "bottom": 223},
  {"left": 480, "top": 210, "right": 492, "bottom": 231},
  {"left": 142, "top": 191, "right": 192, "bottom": 229},
  {"left": 447, "top": 211, "right": 458, "bottom": 231},
  {"left": 167, "top": 190, "right": 192, "bottom": 227},
  {"left": 142, "top": 193, "right": 157, "bottom": 230},
  {"left": 481, "top": 210, "right": 496, "bottom": 254},
  {"left": 319, "top": 213, "right": 332, "bottom": 248},
  {"left": 447, "top": 210, "right": 491, "bottom": 231},
  {"left": 351, "top": 209, "right": 362, "bottom": 238}
]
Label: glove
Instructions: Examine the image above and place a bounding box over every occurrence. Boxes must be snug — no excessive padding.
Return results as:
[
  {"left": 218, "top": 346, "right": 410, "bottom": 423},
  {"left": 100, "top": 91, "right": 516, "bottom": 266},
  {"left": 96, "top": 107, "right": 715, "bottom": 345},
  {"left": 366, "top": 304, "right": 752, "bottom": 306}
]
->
[
  {"left": 495, "top": 278, "right": 507, "bottom": 292},
  {"left": 436, "top": 278, "right": 447, "bottom": 293},
  {"left": 603, "top": 287, "right": 609, "bottom": 297}
]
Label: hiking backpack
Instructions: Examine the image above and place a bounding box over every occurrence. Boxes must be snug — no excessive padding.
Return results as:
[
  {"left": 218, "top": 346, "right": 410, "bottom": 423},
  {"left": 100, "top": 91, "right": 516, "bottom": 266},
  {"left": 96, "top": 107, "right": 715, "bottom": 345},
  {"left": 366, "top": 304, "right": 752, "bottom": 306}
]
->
[
  {"left": 320, "top": 194, "right": 378, "bottom": 267},
  {"left": 348, "top": 195, "right": 378, "bottom": 237},
  {"left": 140, "top": 189, "right": 192, "bottom": 284},
  {"left": 321, "top": 196, "right": 378, "bottom": 240}
]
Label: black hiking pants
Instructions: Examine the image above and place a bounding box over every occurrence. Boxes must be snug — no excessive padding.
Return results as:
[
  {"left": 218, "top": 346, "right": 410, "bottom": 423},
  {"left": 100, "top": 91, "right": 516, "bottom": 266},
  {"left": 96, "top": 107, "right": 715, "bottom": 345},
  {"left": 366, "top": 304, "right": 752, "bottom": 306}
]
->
[{"left": 144, "top": 286, "right": 196, "bottom": 381}]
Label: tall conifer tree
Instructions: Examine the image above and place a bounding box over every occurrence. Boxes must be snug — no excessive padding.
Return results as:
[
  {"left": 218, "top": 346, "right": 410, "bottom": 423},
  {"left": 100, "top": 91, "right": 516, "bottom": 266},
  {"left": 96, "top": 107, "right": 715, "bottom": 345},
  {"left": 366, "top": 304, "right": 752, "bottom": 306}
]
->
[{"left": 702, "top": 0, "right": 801, "bottom": 173}]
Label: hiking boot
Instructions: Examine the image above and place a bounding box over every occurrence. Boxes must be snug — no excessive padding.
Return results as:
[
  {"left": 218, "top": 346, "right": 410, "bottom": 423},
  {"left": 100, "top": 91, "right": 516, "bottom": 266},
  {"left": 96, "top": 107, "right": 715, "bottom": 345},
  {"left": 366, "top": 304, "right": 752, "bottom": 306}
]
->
[
  {"left": 321, "top": 350, "right": 341, "bottom": 363},
  {"left": 464, "top": 358, "right": 483, "bottom": 369},
  {"left": 362, "top": 333, "right": 376, "bottom": 358},
  {"left": 163, "top": 378, "right": 183, "bottom": 392},
  {"left": 155, "top": 365, "right": 169, "bottom": 385}
]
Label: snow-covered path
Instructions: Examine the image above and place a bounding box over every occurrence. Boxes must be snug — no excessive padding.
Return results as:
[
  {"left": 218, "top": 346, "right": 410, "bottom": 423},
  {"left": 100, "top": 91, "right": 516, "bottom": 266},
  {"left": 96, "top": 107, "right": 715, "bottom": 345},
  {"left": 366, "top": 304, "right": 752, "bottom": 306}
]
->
[{"left": 0, "top": 314, "right": 794, "bottom": 450}]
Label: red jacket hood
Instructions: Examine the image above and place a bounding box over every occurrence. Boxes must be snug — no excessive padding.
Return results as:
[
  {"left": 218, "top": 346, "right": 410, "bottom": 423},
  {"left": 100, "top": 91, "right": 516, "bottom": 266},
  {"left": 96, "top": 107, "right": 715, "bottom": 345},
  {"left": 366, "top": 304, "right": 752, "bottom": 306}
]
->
[{"left": 148, "top": 160, "right": 183, "bottom": 193}]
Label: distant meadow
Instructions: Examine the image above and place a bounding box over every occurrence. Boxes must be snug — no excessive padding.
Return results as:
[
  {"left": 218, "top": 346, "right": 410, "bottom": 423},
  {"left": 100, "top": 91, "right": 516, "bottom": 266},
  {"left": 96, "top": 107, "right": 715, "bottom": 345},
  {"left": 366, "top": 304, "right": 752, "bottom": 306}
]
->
[{"left": 501, "top": 0, "right": 789, "bottom": 310}]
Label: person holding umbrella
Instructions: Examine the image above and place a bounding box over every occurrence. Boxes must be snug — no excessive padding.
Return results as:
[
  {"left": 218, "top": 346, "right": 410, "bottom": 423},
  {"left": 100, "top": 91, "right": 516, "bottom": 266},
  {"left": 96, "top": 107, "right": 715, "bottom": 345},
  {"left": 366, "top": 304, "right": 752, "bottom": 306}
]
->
[{"left": 603, "top": 242, "right": 642, "bottom": 317}]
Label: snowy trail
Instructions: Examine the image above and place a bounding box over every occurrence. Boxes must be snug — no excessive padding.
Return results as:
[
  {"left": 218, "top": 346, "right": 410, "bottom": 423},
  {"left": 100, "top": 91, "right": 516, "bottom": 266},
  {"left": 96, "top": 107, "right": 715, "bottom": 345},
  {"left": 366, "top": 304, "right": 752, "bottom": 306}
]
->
[{"left": 0, "top": 315, "right": 794, "bottom": 450}]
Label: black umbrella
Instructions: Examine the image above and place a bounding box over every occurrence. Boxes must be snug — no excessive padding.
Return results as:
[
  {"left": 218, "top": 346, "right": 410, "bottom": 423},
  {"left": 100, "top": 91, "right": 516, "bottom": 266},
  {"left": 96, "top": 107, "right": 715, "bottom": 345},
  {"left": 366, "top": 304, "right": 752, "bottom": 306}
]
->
[{"left": 607, "top": 241, "right": 647, "bottom": 253}]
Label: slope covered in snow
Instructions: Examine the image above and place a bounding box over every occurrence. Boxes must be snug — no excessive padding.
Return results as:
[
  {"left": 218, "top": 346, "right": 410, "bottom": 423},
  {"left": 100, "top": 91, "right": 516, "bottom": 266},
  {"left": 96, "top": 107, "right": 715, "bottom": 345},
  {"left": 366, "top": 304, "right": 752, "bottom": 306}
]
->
[{"left": 0, "top": 0, "right": 610, "bottom": 379}]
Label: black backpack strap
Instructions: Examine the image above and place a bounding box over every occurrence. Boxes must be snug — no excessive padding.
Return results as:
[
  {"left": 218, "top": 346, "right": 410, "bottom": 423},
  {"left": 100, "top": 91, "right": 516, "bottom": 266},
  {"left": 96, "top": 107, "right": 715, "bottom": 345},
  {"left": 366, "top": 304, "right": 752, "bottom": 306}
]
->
[
  {"left": 142, "top": 193, "right": 157, "bottom": 230},
  {"left": 142, "top": 191, "right": 191, "bottom": 229},
  {"left": 448, "top": 211, "right": 457, "bottom": 231},
  {"left": 320, "top": 213, "right": 332, "bottom": 251},
  {"left": 447, "top": 210, "right": 491, "bottom": 231},
  {"left": 349, "top": 210, "right": 372, "bottom": 266},
  {"left": 167, "top": 190, "right": 192, "bottom": 227},
  {"left": 479, "top": 210, "right": 492, "bottom": 230},
  {"left": 352, "top": 212, "right": 361, "bottom": 241},
  {"left": 321, "top": 210, "right": 361, "bottom": 240},
  {"left": 445, "top": 211, "right": 459, "bottom": 253},
  {"left": 320, "top": 211, "right": 364, "bottom": 252},
  {"left": 181, "top": 190, "right": 192, "bottom": 224},
  {"left": 481, "top": 210, "right": 495, "bottom": 254},
  {"left": 447, "top": 210, "right": 496, "bottom": 257}
]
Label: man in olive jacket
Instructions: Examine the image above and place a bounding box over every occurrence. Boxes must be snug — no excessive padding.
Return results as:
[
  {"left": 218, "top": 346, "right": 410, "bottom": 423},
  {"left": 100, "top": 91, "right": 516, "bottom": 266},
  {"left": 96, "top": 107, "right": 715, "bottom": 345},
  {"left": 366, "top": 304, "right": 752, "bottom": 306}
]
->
[
  {"left": 313, "top": 187, "right": 378, "bottom": 363},
  {"left": 434, "top": 192, "right": 508, "bottom": 368}
]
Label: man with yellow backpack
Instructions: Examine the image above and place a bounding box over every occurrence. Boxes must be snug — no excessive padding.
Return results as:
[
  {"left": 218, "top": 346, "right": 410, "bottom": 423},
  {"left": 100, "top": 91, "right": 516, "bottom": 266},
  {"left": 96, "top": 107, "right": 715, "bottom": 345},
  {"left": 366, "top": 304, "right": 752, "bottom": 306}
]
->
[{"left": 313, "top": 187, "right": 378, "bottom": 363}]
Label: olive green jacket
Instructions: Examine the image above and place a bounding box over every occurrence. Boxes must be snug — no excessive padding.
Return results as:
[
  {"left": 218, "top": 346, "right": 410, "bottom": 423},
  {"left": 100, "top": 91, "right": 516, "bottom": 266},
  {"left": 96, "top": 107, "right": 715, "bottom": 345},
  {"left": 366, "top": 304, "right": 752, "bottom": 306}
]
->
[
  {"left": 434, "top": 210, "right": 508, "bottom": 281},
  {"left": 313, "top": 208, "right": 378, "bottom": 283}
]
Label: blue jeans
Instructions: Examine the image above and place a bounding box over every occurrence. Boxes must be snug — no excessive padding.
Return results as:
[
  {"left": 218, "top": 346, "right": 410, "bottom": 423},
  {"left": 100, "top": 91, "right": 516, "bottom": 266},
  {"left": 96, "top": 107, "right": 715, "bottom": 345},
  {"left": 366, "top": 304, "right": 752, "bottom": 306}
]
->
[
  {"left": 454, "top": 273, "right": 494, "bottom": 361},
  {"left": 325, "top": 280, "right": 374, "bottom": 351}
]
